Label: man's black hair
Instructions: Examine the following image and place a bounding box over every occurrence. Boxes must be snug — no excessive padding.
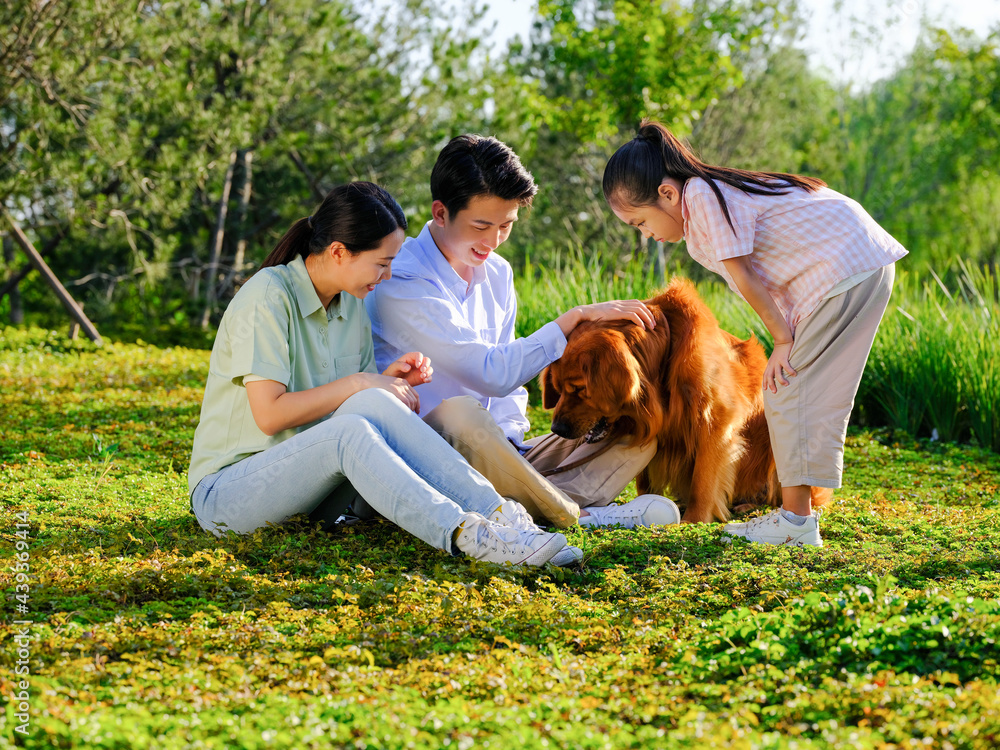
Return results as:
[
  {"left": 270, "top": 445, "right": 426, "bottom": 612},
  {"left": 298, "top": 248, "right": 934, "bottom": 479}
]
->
[{"left": 430, "top": 134, "right": 538, "bottom": 217}]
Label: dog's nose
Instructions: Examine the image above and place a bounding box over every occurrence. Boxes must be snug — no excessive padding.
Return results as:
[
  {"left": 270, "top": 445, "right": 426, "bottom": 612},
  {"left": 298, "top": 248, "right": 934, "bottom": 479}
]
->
[{"left": 550, "top": 419, "right": 576, "bottom": 439}]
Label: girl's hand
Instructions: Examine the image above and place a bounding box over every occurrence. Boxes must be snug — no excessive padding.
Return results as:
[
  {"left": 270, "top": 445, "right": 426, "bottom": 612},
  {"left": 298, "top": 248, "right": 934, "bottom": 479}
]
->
[
  {"left": 382, "top": 352, "right": 433, "bottom": 387},
  {"left": 365, "top": 373, "right": 421, "bottom": 413},
  {"left": 763, "top": 341, "right": 796, "bottom": 393}
]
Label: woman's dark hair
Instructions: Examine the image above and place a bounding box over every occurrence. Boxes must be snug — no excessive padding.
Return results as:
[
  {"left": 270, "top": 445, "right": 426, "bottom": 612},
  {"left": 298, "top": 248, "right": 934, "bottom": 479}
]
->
[
  {"left": 603, "top": 119, "right": 826, "bottom": 233},
  {"left": 430, "top": 134, "right": 538, "bottom": 217},
  {"left": 260, "top": 182, "right": 407, "bottom": 269}
]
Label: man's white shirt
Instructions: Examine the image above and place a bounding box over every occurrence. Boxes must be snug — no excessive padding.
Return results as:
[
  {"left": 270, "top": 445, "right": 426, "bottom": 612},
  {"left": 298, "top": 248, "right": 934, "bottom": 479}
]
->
[{"left": 365, "top": 222, "right": 567, "bottom": 442}]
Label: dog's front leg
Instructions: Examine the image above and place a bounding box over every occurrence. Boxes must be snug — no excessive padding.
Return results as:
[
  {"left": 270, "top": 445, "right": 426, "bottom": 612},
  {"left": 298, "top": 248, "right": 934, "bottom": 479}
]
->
[{"left": 685, "top": 432, "right": 743, "bottom": 523}]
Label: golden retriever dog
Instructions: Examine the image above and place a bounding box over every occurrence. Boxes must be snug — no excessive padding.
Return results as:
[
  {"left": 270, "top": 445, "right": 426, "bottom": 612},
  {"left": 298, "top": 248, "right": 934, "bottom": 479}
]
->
[{"left": 541, "top": 278, "right": 831, "bottom": 523}]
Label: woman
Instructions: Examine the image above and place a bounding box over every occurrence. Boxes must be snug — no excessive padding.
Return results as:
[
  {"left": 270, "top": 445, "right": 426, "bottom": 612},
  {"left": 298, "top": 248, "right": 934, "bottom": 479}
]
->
[{"left": 188, "top": 182, "right": 575, "bottom": 566}]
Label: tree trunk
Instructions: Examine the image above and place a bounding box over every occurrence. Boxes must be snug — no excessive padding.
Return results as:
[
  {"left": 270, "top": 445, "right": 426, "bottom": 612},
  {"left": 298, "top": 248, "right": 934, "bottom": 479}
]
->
[
  {"left": 2, "top": 235, "right": 23, "bottom": 324},
  {"left": 1, "top": 209, "right": 102, "bottom": 345},
  {"left": 219, "top": 148, "right": 254, "bottom": 299},
  {"left": 0, "top": 231, "right": 63, "bottom": 309},
  {"left": 0, "top": 262, "right": 32, "bottom": 305},
  {"left": 288, "top": 148, "right": 325, "bottom": 202},
  {"left": 201, "top": 149, "right": 238, "bottom": 328}
]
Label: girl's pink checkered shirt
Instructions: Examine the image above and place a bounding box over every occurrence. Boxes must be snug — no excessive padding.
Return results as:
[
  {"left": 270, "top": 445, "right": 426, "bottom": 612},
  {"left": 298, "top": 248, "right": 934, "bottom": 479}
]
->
[{"left": 681, "top": 177, "right": 907, "bottom": 329}]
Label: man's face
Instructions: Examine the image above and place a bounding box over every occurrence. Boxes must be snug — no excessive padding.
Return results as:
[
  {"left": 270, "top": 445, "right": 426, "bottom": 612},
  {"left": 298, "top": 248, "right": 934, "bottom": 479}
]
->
[{"left": 431, "top": 194, "right": 520, "bottom": 281}]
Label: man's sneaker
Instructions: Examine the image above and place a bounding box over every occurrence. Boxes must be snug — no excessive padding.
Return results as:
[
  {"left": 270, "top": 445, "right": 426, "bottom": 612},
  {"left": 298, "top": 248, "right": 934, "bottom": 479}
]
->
[
  {"left": 454, "top": 513, "right": 568, "bottom": 566},
  {"left": 722, "top": 509, "right": 823, "bottom": 547},
  {"left": 577, "top": 494, "right": 681, "bottom": 529},
  {"left": 490, "top": 499, "right": 583, "bottom": 566}
]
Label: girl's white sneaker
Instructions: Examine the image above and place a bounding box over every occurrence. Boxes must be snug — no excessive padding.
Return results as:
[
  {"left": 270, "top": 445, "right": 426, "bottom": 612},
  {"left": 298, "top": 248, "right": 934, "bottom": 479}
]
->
[{"left": 722, "top": 509, "right": 823, "bottom": 547}]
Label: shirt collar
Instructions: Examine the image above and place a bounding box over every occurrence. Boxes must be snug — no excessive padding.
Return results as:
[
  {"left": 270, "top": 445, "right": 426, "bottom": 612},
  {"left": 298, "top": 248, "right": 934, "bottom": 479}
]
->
[
  {"left": 286, "top": 255, "right": 331, "bottom": 320},
  {"left": 680, "top": 179, "right": 691, "bottom": 241},
  {"left": 414, "top": 221, "right": 487, "bottom": 292}
]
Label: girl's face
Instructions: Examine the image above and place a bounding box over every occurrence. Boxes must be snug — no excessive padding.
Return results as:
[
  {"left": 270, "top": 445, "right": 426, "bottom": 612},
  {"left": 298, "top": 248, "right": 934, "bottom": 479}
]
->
[
  {"left": 336, "top": 228, "right": 406, "bottom": 299},
  {"left": 610, "top": 178, "right": 686, "bottom": 244}
]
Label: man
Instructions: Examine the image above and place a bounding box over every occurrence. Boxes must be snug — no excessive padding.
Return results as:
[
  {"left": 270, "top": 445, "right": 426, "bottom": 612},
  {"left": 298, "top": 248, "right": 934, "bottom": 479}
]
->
[{"left": 366, "top": 134, "right": 679, "bottom": 530}]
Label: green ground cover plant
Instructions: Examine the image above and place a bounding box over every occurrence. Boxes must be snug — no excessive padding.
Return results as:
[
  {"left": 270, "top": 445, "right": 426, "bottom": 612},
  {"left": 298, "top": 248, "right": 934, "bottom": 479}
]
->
[{"left": 1, "top": 294, "right": 999, "bottom": 747}]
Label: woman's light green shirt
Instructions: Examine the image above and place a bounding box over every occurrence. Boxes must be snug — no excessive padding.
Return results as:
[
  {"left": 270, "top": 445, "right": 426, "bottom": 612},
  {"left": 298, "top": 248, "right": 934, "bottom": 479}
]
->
[{"left": 188, "top": 256, "right": 377, "bottom": 494}]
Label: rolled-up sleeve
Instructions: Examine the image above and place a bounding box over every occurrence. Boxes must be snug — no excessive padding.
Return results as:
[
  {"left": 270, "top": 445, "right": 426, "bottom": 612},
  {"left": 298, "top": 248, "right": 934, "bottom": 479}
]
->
[{"left": 224, "top": 297, "right": 292, "bottom": 387}]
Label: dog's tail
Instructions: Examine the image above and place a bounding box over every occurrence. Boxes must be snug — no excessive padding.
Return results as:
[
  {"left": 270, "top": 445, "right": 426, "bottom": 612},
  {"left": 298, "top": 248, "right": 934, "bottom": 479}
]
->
[{"left": 810, "top": 487, "right": 834, "bottom": 508}]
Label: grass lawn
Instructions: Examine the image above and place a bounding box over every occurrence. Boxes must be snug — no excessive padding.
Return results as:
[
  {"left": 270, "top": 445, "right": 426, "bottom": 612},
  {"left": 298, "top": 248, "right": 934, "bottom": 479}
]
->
[{"left": 1, "top": 329, "right": 999, "bottom": 748}]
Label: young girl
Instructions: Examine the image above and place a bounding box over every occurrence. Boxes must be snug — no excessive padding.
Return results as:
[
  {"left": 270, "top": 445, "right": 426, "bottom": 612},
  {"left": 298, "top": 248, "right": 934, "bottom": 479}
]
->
[
  {"left": 188, "top": 182, "right": 576, "bottom": 566},
  {"left": 602, "top": 120, "right": 907, "bottom": 547}
]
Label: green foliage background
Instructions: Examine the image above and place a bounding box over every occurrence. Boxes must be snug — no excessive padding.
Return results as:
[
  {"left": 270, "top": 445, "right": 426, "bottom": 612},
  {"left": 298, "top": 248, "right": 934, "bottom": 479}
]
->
[{"left": 2, "top": 0, "right": 998, "bottom": 332}]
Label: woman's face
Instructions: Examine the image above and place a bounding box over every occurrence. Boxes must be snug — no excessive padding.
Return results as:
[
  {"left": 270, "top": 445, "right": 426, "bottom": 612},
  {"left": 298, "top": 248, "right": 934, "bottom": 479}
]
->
[{"left": 337, "top": 228, "right": 406, "bottom": 299}]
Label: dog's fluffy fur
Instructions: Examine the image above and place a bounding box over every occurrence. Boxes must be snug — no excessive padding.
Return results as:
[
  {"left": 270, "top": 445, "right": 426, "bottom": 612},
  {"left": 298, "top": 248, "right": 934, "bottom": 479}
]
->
[{"left": 541, "top": 278, "right": 830, "bottom": 522}]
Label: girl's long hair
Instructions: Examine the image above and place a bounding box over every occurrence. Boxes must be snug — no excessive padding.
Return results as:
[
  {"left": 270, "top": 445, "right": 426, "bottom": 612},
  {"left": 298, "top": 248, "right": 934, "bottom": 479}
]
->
[
  {"left": 603, "top": 119, "right": 826, "bottom": 233},
  {"left": 260, "top": 182, "right": 407, "bottom": 269}
]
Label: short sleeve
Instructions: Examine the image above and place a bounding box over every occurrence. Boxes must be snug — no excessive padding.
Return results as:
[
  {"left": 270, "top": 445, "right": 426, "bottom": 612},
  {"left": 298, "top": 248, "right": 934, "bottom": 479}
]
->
[
  {"left": 687, "top": 188, "right": 757, "bottom": 261},
  {"left": 223, "top": 297, "right": 293, "bottom": 387}
]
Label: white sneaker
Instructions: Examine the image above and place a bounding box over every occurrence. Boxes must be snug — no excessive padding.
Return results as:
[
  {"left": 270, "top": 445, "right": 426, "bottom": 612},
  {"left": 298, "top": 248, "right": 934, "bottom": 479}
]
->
[
  {"left": 577, "top": 494, "right": 681, "bottom": 529},
  {"left": 722, "top": 509, "right": 823, "bottom": 547},
  {"left": 454, "top": 513, "right": 568, "bottom": 566},
  {"left": 490, "top": 500, "right": 583, "bottom": 566}
]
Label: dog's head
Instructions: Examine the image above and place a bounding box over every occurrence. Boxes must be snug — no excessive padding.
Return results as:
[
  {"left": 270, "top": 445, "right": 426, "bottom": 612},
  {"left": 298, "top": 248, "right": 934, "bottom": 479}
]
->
[{"left": 541, "top": 313, "right": 669, "bottom": 445}]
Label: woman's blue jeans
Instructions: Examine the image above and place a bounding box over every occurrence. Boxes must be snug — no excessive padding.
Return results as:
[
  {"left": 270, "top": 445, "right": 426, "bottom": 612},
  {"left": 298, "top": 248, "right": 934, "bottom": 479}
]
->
[{"left": 190, "top": 388, "right": 503, "bottom": 552}]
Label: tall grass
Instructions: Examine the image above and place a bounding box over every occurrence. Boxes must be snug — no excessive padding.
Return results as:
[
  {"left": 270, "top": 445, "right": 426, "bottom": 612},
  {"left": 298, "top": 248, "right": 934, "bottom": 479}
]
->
[
  {"left": 515, "top": 252, "right": 1000, "bottom": 453},
  {"left": 863, "top": 260, "right": 1000, "bottom": 451},
  {"left": 515, "top": 249, "right": 768, "bottom": 343}
]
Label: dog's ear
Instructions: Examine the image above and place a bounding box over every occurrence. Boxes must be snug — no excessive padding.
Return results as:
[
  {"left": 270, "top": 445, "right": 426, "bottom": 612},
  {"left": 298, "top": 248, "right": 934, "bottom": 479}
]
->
[
  {"left": 540, "top": 365, "right": 559, "bottom": 409},
  {"left": 588, "top": 330, "right": 643, "bottom": 409}
]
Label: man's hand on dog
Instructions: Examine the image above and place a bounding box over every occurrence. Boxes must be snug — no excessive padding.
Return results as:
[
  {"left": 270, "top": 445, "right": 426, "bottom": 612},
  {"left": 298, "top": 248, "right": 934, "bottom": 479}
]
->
[{"left": 558, "top": 300, "right": 656, "bottom": 336}]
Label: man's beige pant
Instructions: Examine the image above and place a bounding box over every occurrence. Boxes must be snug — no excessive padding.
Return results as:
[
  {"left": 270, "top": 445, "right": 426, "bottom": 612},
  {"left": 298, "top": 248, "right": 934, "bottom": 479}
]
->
[{"left": 422, "top": 396, "right": 656, "bottom": 528}]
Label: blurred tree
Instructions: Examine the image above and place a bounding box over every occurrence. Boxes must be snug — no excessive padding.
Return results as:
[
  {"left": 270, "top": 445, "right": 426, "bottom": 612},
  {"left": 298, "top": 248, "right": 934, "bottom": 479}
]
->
[
  {"left": 5, "top": 0, "right": 994, "bottom": 334},
  {"left": 1, "top": 0, "right": 498, "bottom": 330},
  {"left": 495, "top": 0, "right": 800, "bottom": 273},
  {"left": 828, "top": 26, "right": 999, "bottom": 270},
  {"left": 1, "top": 0, "right": 135, "bottom": 324}
]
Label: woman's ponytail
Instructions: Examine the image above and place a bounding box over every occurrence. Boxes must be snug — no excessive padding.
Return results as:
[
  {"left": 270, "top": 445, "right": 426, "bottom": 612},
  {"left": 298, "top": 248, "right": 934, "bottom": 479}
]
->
[
  {"left": 260, "top": 218, "right": 313, "bottom": 269},
  {"left": 259, "top": 182, "right": 406, "bottom": 270}
]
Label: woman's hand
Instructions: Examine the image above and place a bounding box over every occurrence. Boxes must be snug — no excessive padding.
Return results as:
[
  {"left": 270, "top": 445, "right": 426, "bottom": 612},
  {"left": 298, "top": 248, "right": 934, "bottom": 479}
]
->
[
  {"left": 382, "top": 351, "right": 433, "bottom": 387},
  {"left": 763, "top": 341, "right": 796, "bottom": 393},
  {"left": 363, "top": 373, "right": 421, "bottom": 413}
]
